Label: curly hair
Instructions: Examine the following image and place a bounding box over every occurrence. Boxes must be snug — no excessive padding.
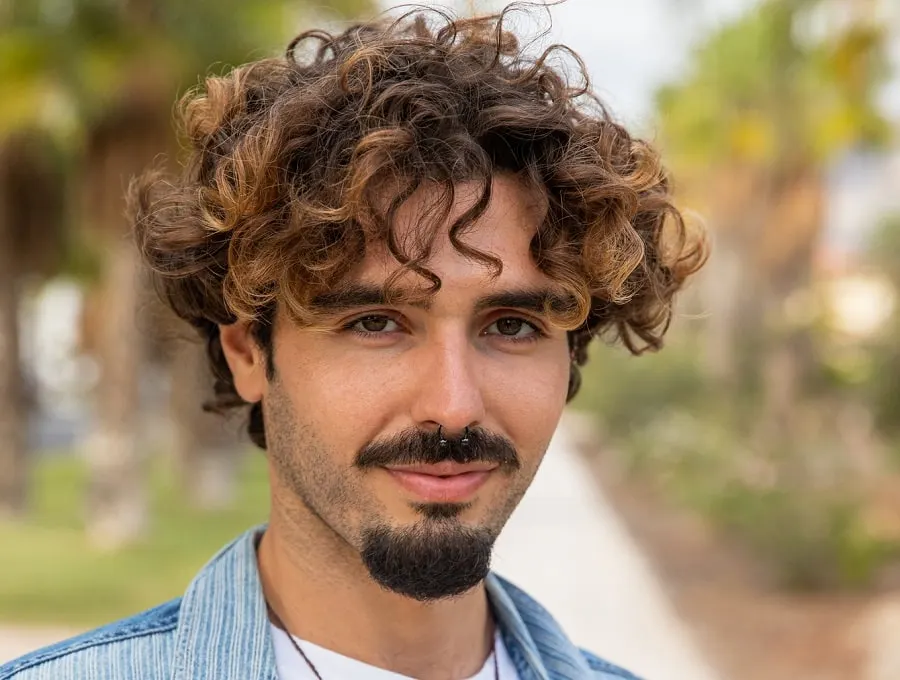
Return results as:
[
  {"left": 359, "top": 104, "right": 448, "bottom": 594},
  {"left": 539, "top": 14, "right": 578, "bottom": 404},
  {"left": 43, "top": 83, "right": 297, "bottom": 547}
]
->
[{"left": 129, "top": 3, "right": 707, "bottom": 450}]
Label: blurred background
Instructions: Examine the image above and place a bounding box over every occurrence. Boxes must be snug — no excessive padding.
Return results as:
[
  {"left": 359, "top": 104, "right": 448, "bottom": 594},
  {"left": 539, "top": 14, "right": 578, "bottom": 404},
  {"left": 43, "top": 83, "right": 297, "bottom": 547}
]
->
[{"left": 1, "top": 0, "right": 899, "bottom": 678}]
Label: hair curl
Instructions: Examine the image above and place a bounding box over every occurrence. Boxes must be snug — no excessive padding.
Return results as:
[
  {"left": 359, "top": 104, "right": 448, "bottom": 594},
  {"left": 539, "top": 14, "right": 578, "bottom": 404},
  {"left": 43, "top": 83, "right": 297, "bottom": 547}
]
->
[{"left": 129, "top": 3, "right": 707, "bottom": 449}]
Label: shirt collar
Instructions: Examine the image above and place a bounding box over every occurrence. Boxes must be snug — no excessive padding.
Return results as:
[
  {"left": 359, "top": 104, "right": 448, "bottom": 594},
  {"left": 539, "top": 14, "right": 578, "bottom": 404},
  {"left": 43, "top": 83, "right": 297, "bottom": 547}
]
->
[
  {"left": 171, "top": 525, "right": 592, "bottom": 680},
  {"left": 486, "top": 573, "right": 593, "bottom": 679}
]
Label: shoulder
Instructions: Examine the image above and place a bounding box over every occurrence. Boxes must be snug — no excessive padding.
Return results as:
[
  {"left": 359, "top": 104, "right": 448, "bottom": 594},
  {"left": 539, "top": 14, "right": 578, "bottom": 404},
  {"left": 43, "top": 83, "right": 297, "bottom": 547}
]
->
[
  {"left": 581, "top": 648, "right": 643, "bottom": 679},
  {"left": 0, "top": 598, "right": 181, "bottom": 680}
]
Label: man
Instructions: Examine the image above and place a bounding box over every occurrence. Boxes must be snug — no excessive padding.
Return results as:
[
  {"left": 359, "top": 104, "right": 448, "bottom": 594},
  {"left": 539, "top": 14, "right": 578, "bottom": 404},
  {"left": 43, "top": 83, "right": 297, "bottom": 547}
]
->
[{"left": 1, "top": 5, "right": 705, "bottom": 680}]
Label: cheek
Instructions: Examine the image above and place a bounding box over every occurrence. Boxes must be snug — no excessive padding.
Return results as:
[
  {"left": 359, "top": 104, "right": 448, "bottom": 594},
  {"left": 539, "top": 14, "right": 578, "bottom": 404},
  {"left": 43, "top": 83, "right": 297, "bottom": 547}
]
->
[
  {"left": 277, "top": 350, "right": 410, "bottom": 443},
  {"left": 486, "top": 348, "right": 570, "bottom": 452},
  {"left": 325, "top": 357, "right": 408, "bottom": 408}
]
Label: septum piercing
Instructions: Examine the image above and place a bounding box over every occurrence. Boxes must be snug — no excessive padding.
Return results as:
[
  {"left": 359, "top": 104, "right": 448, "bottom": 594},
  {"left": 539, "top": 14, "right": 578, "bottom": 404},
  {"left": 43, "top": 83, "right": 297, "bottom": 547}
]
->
[{"left": 437, "top": 425, "right": 470, "bottom": 449}]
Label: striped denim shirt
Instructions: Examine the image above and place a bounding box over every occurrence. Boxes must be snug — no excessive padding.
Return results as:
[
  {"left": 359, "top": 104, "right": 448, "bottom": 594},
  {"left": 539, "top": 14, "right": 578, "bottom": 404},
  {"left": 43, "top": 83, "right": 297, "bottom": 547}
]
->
[{"left": 0, "top": 526, "right": 639, "bottom": 680}]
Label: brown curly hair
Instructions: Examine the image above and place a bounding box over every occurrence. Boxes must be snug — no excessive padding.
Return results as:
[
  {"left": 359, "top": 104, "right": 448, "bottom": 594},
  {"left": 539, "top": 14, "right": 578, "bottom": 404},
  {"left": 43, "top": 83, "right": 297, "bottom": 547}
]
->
[{"left": 129, "top": 3, "right": 707, "bottom": 450}]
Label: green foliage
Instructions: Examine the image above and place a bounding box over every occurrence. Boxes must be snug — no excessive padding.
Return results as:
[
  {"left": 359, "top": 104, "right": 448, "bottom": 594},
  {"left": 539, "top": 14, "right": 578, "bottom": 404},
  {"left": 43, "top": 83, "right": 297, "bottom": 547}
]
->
[
  {"left": 656, "top": 0, "right": 891, "bottom": 173},
  {"left": 862, "top": 214, "right": 900, "bottom": 448},
  {"left": 866, "top": 213, "right": 900, "bottom": 286},
  {"left": 1, "top": 0, "right": 378, "bottom": 139},
  {"left": 0, "top": 0, "right": 378, "bottom": 279},
  {"left": 575, "top": 337, "right": 900, "bottom": 590},
  {"left": 571, "top": 340, "right": 711, "bottom": 442},
  {"left": 608, "top": 0, "right": 900, "bottom": 592},
  {"left": 0, "top": 452, "right": 269, "bottom": 626},
  {"left": 708, "top": 484, "right": 893, "bottom": 590}
]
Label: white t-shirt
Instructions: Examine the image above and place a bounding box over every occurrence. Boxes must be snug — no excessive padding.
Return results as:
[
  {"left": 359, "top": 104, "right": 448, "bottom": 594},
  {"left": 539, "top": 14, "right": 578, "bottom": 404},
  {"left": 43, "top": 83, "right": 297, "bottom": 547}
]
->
[{"left": 270, "top": 624, "right": 520, "bottom": 680}]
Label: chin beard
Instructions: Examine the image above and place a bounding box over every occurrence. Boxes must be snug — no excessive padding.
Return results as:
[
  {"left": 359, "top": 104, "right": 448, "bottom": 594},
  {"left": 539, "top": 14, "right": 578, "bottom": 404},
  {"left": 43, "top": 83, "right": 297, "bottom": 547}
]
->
[{"left": 360, "top": 519, "right": 495, "bottom": 601}]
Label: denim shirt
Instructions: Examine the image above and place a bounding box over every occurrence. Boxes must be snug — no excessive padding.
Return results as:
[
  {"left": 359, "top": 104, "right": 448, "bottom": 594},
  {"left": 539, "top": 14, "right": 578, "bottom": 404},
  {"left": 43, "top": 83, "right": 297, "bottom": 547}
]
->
[{"left": 0, "top": 526, "right": 639, "bottom": 680}]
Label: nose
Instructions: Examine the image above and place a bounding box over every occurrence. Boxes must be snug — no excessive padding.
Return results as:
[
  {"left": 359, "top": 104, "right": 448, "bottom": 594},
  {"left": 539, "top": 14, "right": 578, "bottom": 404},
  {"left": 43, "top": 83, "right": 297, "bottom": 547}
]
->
[{"left": 410, "top": 334, "right": 485, "bottom": 437}]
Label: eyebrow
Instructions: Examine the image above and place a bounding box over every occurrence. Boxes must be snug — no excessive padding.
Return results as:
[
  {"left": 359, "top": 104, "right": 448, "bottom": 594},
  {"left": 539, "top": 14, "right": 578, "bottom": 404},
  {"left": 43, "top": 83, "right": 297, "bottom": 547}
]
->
[{"left": 310, "top": 283, "right": 574, "bottom": 317}]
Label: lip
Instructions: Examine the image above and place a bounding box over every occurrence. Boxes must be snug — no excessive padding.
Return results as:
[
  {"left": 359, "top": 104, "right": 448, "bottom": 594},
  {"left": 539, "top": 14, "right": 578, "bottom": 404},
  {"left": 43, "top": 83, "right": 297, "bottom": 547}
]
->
[
  {"left": 384, "top": 464, "right": 497, "bottom": 503},
  {"left": 386, "top": 461, "right": 498, "bottom": 476}
]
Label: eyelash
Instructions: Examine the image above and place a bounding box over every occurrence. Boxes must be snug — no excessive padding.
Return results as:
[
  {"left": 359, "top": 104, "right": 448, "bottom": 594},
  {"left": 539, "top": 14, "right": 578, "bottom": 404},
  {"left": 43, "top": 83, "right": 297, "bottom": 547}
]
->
[{"left": 341, "top": 314, "right": 546, "bottom": 344}]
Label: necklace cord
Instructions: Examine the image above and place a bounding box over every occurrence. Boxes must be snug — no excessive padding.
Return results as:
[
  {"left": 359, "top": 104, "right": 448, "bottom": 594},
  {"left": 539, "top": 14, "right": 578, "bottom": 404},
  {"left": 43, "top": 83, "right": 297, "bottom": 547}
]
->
[{"left": 266, "top": 601, "right": 499, "bottom": 679}]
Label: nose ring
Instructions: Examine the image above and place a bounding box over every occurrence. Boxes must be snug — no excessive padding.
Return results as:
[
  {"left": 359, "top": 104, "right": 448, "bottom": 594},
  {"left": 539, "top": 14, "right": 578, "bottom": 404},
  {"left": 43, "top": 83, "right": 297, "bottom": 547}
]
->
[{"left": 437, "top": 426, "right": 470, "bottom": 449}]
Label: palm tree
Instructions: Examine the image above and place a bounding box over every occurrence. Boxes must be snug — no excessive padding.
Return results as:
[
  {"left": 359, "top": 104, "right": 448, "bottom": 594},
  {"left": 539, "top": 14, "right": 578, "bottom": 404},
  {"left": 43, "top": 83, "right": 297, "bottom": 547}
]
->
[
  {"left": 0, "top": 131, "right": 66, "bottom": 518},
  {"left": 656, "top": 0, "right": 890, "bottom": 418},
  {"left": 0, "top": 2, "right": 70, "bottom": 517}
]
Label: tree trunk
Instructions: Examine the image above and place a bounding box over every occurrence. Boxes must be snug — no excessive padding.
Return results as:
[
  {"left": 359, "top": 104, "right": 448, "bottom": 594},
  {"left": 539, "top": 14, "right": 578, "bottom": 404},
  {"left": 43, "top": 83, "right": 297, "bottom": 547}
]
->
[
  {"left": 84, "top": 237, "right": 147, "bottom": 548},
  {"left": 753, "top": 170, "right": 826, "bottom": 460},
  {"left": 79, "top": 59, "right": 175, "bottom": 546},
  {"left": 0, "top": 209, "right": 27, "bottom": 519},
  {"left": 701, "top": 232, "right": 744, "bottom": 386},
  {"left": 0, "top": 129, "right": 68, "bottom": 519},
  {"left": 170, "top": 337, "right": 242, "bottom": 510},
  {"left": 701, "top": 165, "right": 773, "bottom": 389}
]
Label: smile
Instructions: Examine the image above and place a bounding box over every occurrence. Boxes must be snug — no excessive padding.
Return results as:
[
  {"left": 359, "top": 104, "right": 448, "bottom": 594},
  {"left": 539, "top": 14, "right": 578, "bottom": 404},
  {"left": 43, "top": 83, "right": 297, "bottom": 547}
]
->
[{"left": 383, "top": 462, "right": 498, "bottom": 503}]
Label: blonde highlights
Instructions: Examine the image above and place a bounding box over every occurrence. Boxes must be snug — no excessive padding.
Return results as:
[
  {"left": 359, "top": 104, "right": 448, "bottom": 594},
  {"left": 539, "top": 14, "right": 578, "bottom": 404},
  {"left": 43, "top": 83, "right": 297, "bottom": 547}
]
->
[{"left": 130, "top": 4, "right": 707, "bottom": 448}]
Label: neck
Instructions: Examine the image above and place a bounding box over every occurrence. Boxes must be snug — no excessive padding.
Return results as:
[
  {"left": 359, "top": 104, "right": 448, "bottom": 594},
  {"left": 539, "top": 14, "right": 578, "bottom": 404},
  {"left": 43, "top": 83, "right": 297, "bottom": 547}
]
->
[{"left": 257, "top": 502, "right": 496, "bottom": 680}]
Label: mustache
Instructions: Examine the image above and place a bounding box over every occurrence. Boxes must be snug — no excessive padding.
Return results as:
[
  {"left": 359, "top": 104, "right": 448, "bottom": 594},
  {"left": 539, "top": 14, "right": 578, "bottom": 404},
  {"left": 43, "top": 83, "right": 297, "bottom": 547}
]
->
[{"left": 355, "top": 427, "right": 521, "bottom": 470}]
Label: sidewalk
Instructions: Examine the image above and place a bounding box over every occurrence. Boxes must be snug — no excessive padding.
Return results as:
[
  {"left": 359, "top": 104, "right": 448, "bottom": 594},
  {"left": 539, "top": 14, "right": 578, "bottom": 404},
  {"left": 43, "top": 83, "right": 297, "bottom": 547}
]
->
[
  {"left": 492, "top": 411, "right": 720, "bottom": 680},
  {"left": 2, "top": 412, "right": 720, "bottom": 678}
]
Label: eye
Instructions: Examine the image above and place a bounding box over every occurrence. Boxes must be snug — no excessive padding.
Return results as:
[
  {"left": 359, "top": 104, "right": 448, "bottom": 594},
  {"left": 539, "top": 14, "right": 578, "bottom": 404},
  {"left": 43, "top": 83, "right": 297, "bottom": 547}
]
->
[
  {"left": 345, "top": 315, "right": 401, "bottom": 336},
  {"left": 484, "top": 317, "right": 543, "bottom": 342}
]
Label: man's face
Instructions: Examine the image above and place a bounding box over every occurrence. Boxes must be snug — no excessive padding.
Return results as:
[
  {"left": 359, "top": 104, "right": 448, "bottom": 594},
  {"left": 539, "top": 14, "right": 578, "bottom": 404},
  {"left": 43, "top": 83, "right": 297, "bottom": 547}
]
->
[{"left": 227, "top": 175, "right": 571, "bottom": 600}]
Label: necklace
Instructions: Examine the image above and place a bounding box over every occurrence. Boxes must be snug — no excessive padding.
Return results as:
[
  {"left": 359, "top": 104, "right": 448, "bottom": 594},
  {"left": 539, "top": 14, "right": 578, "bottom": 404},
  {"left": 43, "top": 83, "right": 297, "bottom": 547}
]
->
[{"left": 267, "top": 603, "right": 500, "bottom": 680}]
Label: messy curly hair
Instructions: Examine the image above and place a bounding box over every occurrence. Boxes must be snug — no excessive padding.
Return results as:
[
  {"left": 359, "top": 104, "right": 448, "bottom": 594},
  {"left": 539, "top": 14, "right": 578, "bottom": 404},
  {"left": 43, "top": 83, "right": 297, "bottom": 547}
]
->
[{"left": 130, "top": 3, "right": 707, "bottom": 450}]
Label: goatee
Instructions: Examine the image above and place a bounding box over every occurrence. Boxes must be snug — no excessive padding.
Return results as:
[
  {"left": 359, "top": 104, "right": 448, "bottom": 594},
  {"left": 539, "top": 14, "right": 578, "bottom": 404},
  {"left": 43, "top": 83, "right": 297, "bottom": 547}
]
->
[{"left": 360, "top": 521, "right": 494, "bottom": 601}]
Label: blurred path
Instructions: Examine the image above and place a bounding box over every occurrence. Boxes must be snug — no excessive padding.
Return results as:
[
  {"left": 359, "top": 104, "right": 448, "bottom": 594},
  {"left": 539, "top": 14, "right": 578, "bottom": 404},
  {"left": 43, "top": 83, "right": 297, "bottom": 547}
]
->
[
  {"left": 492, "top": 410, "right": 720, "bottom": 680},
  {"left": 3, "top": 411, "right": 718, "bottom": 678},
  {"left": 0, "top": 626, "right": 78, "bottom": 665}
]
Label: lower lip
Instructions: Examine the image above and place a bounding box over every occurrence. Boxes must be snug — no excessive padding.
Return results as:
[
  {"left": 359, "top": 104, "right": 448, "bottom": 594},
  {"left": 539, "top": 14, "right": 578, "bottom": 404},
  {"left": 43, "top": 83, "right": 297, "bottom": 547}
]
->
[{"left": 385, "top": 469, "right": 493, "bottom": 503}]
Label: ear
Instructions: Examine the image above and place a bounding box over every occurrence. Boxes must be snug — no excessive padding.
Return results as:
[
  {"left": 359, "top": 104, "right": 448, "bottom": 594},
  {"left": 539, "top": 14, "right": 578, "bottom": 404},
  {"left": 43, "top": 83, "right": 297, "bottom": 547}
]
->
[{"left": 219, "top": 321, "right": 268, "bottom": 404}]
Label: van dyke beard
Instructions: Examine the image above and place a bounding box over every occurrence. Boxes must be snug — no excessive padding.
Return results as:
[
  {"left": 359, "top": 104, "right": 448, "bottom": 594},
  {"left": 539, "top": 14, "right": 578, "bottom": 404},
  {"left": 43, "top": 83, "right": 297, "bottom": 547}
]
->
[{"left": 355, "top": 427, "right": 519, "bottom": 600}]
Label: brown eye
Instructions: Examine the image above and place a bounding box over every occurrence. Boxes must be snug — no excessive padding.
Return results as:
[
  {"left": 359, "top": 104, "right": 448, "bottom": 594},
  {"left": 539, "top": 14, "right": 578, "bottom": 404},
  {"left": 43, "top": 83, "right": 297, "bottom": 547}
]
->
[
  {"left": 359, "top": 316, "right": 390, "bottom": 332},
  {"left": 346, "top": 315, "right": 400, "bottom": 336},
  {"left": 485, "top": 317, "right": 540, "bottom": 341},
  {"left": 496, "top": 318, "right": 525, "bottom": 336}
]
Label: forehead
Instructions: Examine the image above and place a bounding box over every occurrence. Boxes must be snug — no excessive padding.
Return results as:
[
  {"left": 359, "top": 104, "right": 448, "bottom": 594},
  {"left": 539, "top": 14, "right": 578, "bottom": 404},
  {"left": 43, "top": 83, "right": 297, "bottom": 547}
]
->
[{"left": 353, "top": 175, "right": 549, "bottom": 292}]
